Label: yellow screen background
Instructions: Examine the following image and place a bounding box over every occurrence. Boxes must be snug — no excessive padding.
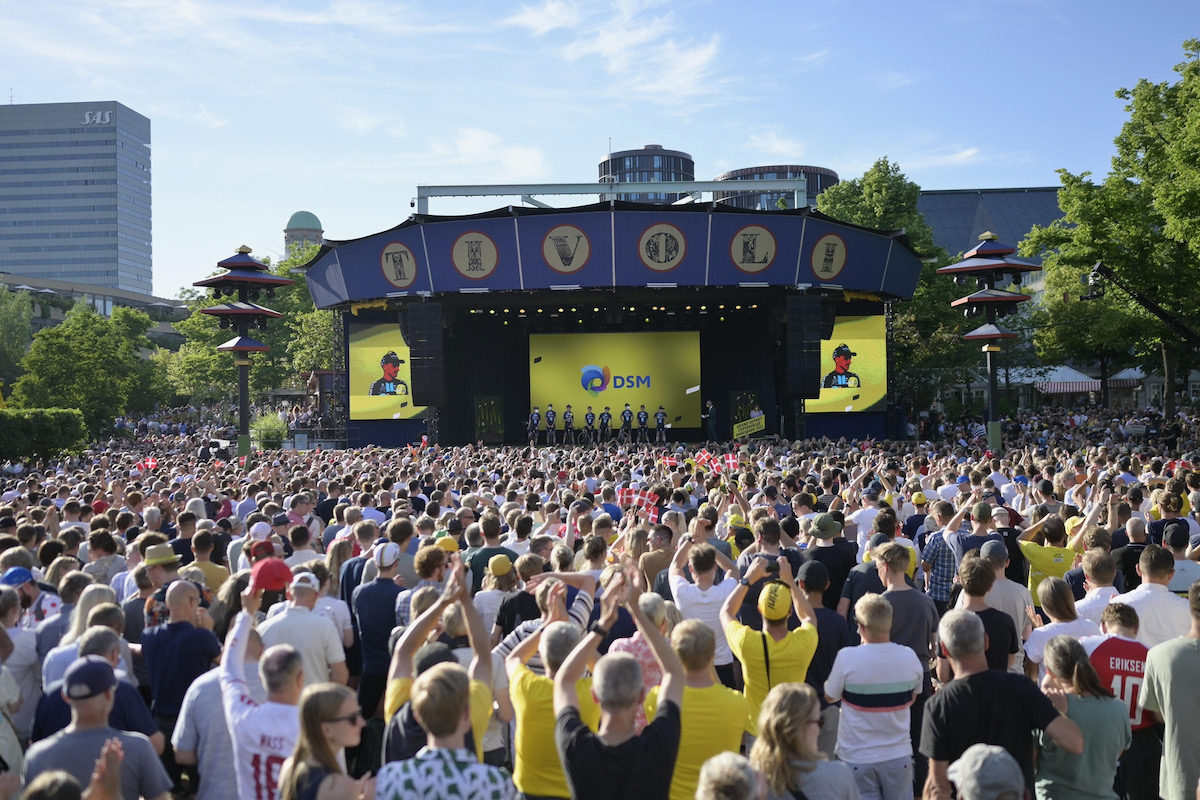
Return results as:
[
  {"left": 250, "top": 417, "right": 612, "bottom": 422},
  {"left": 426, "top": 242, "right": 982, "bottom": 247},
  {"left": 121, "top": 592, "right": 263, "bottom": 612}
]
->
[
  {"left": 807, "top": 315, "right": 887, "bottom": 413},
  {"left": 529, "top": 332, "right": 702, "bottom": 428},
  {"left": 348, "top": 322, "right": 427, "bottom": 420}
]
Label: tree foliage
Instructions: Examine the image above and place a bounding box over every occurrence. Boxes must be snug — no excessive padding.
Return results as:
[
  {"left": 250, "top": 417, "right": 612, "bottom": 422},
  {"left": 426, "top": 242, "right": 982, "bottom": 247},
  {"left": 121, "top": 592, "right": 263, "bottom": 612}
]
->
[
  {"left": 1021, "top": 40, "right": 1200, "bottom": 416},
  {"left": 9, "top": 303, "right": 157, "bottom": 431},
  {"left": 816, "top": 157, "right": 977, "bottom": 413},
  {"left": 0, "top": 286, "right": 34, "bottom": 392},
  {"left": 0, "top": 408, "right": 87, "bottom": 458}
]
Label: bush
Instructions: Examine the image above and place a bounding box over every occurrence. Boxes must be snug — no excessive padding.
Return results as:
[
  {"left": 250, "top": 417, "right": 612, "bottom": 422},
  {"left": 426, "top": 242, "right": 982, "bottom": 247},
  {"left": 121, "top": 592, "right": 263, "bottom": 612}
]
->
[
  {"left": 251, "top": 413, "right": 288, "bottom": 450},
  {"left": 0, "top": 408, "right": 87, "bottom": 459}
]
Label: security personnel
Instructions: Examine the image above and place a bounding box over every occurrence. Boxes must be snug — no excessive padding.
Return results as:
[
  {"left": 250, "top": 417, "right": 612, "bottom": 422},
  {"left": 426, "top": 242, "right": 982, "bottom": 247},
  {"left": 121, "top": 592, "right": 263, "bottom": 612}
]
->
[{"left": 655, "top": 405, "right": 668, "bottom": 443}]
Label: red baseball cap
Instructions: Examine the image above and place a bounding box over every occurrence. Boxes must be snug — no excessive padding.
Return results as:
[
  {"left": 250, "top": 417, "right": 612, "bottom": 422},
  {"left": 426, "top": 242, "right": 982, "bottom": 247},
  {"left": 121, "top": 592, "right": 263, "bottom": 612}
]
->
[{"left": 250, "top": 557, "right": 292, "bottom": 593}]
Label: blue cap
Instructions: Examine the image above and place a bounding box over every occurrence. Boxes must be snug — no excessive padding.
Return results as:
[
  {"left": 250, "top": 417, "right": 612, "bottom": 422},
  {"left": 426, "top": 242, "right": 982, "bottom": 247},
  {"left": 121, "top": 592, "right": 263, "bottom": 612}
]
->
[
  {"left": 0, "top": 567, "right": 33, "bottom": 587},
  {"left": 955, "top": 475, "right": 970, "bottom": 485},
  {"left": 63, "top": 655, "right": 117, "bottom": 701},
  {"left": 1013, "top": 475, "right": 1029, "bottom": 485},
  {"left": 271, "top": 513, "right": 290, "bottom": 526}
]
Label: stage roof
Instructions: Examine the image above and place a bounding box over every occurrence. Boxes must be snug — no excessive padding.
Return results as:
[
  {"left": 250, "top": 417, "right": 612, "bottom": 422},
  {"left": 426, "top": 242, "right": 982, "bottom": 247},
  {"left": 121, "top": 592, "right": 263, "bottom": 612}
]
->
[{"left": 298, "top": 201, "right": 926, "bottom": 309}]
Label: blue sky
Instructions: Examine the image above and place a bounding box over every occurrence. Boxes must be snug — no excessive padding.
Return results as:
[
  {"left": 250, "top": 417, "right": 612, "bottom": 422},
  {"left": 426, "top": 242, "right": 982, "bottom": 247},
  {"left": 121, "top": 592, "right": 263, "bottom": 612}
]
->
[{"left": 3, "top": 0, "right": 1197, "bottom": 297}]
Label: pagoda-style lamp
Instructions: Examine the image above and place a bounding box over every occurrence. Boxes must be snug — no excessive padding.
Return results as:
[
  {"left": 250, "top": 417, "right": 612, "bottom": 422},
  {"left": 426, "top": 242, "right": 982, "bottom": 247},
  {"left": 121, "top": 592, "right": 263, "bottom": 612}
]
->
[
  {"left": 938, "top": 232, "right": 1041, "bottom": 448},
  {"left": 194, "top": 246, "right": 294, "bottom": 457}
]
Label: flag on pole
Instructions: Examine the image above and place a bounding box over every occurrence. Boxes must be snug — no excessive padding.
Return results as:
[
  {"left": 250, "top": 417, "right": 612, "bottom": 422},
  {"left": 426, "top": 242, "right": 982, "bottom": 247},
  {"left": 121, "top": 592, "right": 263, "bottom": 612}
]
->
[
  {"left": 644, "top": 505, "right": 660, "bottom": 524},
  {"left": 238, "top": 455, "right": 248, "bottom": 468},
  {"left": 145, "top": 457, "right": 158, "bottom": 470},
  {"left": 725, "top": 453, "right": 739, "bottom": 471}
]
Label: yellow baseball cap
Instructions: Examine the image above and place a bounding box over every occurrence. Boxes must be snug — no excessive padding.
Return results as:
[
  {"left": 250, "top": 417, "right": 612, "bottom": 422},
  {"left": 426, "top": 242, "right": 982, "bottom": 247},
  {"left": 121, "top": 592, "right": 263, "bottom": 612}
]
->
[
  {"left": 488, "top": 554, "right": 512, "bottom": 576},
  {"left": 912, "top": 492, "right": 928, "bottom": 506},
  {"left": 435, "top": 535, "right": 460, "bottom": 552},
  {"left": 757, "top": 581, "right": 792, "bottom": 622}
]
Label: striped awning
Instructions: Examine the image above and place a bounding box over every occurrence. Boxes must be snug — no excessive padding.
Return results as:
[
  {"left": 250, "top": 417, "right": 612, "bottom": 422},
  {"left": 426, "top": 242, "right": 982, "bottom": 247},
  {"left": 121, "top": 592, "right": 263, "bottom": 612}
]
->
[
  {"left": 1106, "top": 379, "right": 1142, "bottom": 388},
  {"left": 1035, "top": 380, "right": 1101, "bottom": 394}
]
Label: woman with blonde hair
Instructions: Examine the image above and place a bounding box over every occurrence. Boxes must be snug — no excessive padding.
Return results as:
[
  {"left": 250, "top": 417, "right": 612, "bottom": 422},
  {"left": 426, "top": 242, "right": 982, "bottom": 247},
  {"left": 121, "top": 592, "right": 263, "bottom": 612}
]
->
[
  {"left": 325, "top": 538, "right": 353, "bottom": 598},
  {"left": 750, "top": 683, "right": 858, "bottom": 800},
  {"left": 1023, "top": 577, "right": 1100, "bottom": 681},
  {"left": 278, "top": 682, "right": 373, "bottom": 800},
  {"left": 184, "top": 496, "right": 208, "bottom": 521},
  {"left": 1034, "top": 635, "right": 1129, "bottom": 800}
]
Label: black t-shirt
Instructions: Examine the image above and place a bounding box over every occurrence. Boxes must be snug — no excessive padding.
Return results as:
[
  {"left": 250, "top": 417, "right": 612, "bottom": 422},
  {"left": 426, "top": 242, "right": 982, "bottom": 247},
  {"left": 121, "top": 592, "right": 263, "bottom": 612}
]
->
[
  {"left": 494, "top": 591, "right": 540, "bottom": 637},
  {"left": 556, "top": 699, "right": 681, "bottom": 800},
  {"left": 920, "top": 669, "right": 1060, "bottom": 793},
  {"left": 803, "top": 541, "right": 857, "bottom": 610},
  {"left": 1111, "top": 543, "right": 1147, "bottom": 590},
  {"left": 807, "top": 606, "right": 852, "bottom": 708},
  {"left": 997, "top": 527, "right": 1029, "bottom": 585},
  {"left": 974, "top": 607, "right": 1020, "bottom": 672},
  {"left": 841, "top": 563, "right": 884, "bottom": 643}
]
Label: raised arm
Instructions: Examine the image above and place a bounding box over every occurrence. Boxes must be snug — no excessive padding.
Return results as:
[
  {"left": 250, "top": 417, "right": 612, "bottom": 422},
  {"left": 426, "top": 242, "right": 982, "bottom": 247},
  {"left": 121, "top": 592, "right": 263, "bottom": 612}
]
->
[
  {"left": 554, "top": 574, "right": 622, "bottom": 714},
  {"left": 719, "top": 557, "right": 768, "bottom": 632},
  {"left": 388, "top": 559, "right": 463, "bottom": 684},
  {"left": 778, "top": 556, "right": 817, "bottom": 627},
  {"left": 458, "top": 561, "right": 492, "bottom": 689}
]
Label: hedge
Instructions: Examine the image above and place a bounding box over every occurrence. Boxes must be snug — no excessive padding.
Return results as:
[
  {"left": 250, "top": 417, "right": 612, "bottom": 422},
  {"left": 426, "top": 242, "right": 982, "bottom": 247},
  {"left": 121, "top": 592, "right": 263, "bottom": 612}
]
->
[{"left": 0, "top": 408, "right": 88, "bottom": 459}]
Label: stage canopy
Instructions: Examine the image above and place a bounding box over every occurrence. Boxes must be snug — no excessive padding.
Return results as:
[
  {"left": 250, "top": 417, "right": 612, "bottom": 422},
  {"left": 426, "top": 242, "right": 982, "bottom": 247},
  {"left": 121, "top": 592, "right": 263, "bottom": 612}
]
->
[{"left": 298, "top": 201, "right": 926, "bottom": 309}]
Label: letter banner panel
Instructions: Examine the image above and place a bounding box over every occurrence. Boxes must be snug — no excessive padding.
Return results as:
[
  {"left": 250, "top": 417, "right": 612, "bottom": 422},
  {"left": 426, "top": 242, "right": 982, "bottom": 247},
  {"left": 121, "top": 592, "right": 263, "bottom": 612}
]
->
[
  {"left": 706, "top": 212, "right": 806, "bottom": 287},
  {"left": 516, "top": 212, "right": 614, "bottom": 290},
  {"left": 612, "top": 211, "right": 710, "bottom": 286},
  {"left": 300, "top": 205, "right": 925, "bottom": 307},
  {"left": 421, "top": 216, "right": 523, "bottom": 292}
]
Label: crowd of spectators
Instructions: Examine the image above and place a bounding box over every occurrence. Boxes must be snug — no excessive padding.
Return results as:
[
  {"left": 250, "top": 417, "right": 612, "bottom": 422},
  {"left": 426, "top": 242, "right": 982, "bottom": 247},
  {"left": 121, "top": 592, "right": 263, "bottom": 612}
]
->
[{"left": 0, "top": 402, "right": 1198, "bottom": 799}]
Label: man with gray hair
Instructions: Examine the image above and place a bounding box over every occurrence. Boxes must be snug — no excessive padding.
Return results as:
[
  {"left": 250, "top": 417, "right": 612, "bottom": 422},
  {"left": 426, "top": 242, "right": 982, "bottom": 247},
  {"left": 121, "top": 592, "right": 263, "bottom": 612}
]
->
[
  {"left": 947, "top": 744, "right": 1026, "bottom": 800},
  {"left": 920, "top": 610, "right": 1082, "bottom": 800},
  {"left": 553, "top": 569, "right": 685, "bottom": 800}
]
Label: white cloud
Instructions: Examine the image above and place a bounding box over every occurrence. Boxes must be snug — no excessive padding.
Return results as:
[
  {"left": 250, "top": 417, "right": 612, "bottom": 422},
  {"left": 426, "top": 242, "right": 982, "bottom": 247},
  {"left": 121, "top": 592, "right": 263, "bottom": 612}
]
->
[
  {"left": 795, "top": 48, "right": 832, "bottom": 68},
  {"left": 874, "top": 71, "right": 915, "bottom": 90},
  {"left": 902, "top": 147, "right": 983, "bottom": 169},
  {"left": 429, "top": 128, "right": 547, "bottom": 181},
  {"left": 148, "top": 103, "right": 228, "bottom": 129},
  {"left": 503, "top": 0, "right": 584, "bottom": 35},
  {"left": 747, "top": 131, "right": 806, "bottom": 159}
]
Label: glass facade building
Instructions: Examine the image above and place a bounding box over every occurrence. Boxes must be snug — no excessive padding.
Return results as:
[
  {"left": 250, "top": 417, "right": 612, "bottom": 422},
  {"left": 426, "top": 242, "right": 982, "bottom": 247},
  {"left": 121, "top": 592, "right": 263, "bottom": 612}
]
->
[
  {"left": 598, "top": 144, "right": 694, "bottom": 204},
  {"left": 713, "top": 165, "right": 839, "bottom": 210},
  {"left": 0, "top": 101, "right": 152, "bottom": 293}
]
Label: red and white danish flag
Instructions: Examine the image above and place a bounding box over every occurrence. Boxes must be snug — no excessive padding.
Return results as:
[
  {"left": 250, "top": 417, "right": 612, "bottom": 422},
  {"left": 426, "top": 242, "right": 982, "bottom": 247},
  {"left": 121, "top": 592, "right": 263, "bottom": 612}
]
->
[{"left": 725, "top": 453, "right": 740, "bottom": 471}]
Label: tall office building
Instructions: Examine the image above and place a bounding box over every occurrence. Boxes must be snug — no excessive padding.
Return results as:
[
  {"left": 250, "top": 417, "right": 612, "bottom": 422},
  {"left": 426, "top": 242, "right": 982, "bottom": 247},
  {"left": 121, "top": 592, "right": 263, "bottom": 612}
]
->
[
  {"left": 714, "top": 165, "right": 838, "bottom": 210},
  {"left": 0, "top": 101, "right": 152, "bottom": 293},
  {"left": 598, "top": 144, "right": 694, "bottom": 204}
]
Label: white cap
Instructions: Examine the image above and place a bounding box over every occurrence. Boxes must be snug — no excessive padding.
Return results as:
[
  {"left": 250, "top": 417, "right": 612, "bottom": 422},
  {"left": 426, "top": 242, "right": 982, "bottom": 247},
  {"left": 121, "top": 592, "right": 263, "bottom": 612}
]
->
[
  {"left": 374, "top": 542, "right": 400, "bottom": 568},
  {"left": 289, "top": 572, "right": 320, "bottom": 593}
]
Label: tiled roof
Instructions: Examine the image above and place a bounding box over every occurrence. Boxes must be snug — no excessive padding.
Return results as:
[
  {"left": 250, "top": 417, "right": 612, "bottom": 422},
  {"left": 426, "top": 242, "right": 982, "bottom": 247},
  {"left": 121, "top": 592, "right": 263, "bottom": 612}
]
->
[{"left": 918, "top": 188, "right": 1063, "bottom": 263}]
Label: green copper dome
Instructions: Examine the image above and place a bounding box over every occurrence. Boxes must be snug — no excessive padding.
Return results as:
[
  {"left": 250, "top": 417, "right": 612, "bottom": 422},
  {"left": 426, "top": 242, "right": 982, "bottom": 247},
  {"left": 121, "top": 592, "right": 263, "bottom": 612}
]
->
[{"left": 286, "top": 210, "right": 322, "bottom": 231}]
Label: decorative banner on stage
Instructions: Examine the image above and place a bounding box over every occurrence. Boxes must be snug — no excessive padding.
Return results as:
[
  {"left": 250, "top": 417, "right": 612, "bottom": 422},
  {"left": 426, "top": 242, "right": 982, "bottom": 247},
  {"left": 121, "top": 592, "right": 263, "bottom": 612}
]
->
[
  {"left": 300, "top": 204, "right": 926, "bottom": 307},
  {"left": 529, "top": 331, "right": 701, "bottom": 427},
  {"left": 732, "top": 415, "right": 767, "bottom": 438},
  {"left": 518, "top": 212, "right": 613, "bottom": 290},
  {"left": 806, "top": 315, "right": 887, "bottom": 414},
  {"left": 347, "top": 321, "right": 428, "bottom": 420}
]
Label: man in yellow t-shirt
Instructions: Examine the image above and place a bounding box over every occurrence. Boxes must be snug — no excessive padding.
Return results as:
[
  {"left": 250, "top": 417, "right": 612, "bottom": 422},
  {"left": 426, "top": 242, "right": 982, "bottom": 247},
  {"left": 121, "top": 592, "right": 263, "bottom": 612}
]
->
[
  {"left": 384, "top": 557, "right": 494, "bottom": 761},
  {"left": 1017, "top": 516, "right": 1075, "bottom": 609},
  {"left": 646, "top": 619, "right": 751, "bottom": 800},
  {"left": 506, "top": 604, "right": 600, "bottom": 799},
  {"left": 720, "top": 554, "right": 819, "bottom": 735}
]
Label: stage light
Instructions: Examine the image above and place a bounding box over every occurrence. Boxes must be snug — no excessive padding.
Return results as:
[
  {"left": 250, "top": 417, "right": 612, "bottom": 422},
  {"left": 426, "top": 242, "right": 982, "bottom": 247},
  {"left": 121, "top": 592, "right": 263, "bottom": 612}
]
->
[
  {"left": 735, "top": 305, "right": 742, "bottom": 310},
  {"left": 489, "top": 309, "right": 495, "bottom": 314},
  {"left": 571, "top": 307, "right": 576, "bottom": 312},
  {"left": 685, "top": 305, "right": 691, "bottom": 310},
  {"left": 751, "top": 304, "right": 758, "bottom": 309},
  {"left": 719, "top": 304, "right": 725, "bottom": 309},
  {"left": 593, "top": 307, "right": 599, "bottom": 312},
  {"left": 700, "top": 305, "right": 706, "bottom": 311},
  {"left": 558, "top": 308, "right": 563, "bottom": 313},
  {"left": 537, "top": 308, "right": 543, "bottom": 313},
  {"left": 519, "top": 309, "right": 525, "bottom": 314},
  {"left": 720, "top": 316, "right": 726, "bottom": 322},
  {"left": 504, "top": 320, "right": 509, "bottom": 326},
  {"left": 504, "top": 308, "right": 510, "bottom": 313},
  {"left": 644, "top": 317, "right": 650, "bottom": 323},
  {"left": 629, "top": 306, "right": 635, "bottom": 311}
]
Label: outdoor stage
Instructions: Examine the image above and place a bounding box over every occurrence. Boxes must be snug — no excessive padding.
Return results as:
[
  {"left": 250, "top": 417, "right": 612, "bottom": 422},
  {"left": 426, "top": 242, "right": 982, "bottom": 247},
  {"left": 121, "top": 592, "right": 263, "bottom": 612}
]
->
[{"left": 298, "top": 201, "right": 925, "bottom": 447}]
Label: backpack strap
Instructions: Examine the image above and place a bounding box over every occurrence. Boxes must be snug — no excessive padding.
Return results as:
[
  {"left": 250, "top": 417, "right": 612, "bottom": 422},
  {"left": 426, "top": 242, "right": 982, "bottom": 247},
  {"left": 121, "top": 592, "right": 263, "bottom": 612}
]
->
[{"left": 761, "top": 632, "right": 771, "bottom": 689}]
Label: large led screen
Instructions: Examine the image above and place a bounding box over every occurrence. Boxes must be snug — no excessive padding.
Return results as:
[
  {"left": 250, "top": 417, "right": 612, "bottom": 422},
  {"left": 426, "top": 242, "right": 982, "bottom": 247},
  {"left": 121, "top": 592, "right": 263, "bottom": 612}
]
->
[
  {"left": 807, "top": 315, "right": 887, "bottom": 413},
  {"left": 529, "top": 332, "right": 702, "bottom": 428},
  {"left": 347, "top": 321, "right": 427, "bottom": 420}
]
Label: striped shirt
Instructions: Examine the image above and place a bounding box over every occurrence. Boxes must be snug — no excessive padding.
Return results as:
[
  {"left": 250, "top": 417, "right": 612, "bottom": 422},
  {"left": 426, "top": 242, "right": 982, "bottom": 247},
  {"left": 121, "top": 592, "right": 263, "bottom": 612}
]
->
[{"left": 824, "top": 641, "right": 923, "bottom": 764}]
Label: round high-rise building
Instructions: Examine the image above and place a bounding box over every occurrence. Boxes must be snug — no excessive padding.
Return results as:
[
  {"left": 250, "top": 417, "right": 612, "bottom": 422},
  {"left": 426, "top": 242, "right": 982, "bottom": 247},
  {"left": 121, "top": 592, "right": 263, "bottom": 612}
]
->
[
  {"left": 714, "top": 165, "right": 839, "bottom": 210},
  {"left": 598, "top": 144, "right": 694, "bottom": 204},
  {"left": 284, "top": 210, "right": 324, "bottom": 253}
]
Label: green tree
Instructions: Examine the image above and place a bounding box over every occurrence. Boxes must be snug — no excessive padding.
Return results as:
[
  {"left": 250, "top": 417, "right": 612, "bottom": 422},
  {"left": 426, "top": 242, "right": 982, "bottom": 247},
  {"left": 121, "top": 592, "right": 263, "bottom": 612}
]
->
[
  {"left": 1021, "top": 163, "right": 1199, "bottom": 416},
  {"left": 816, "top": 157, "right": 977, "bottom": 414},
  {"left": 9, "top": 303, "right": 146, "bottom": 431},
  {"left": 0, "top": 286, "right": 34, "bottom": 392},
  {"left": 1113, "top": 40, "right": 1200, "bottom": 258}
]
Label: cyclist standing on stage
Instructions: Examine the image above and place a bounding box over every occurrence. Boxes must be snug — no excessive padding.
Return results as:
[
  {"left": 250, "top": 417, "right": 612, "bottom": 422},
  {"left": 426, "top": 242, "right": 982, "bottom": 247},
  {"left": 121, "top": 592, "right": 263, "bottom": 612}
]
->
[
  {"left": 655, "top": 405, "right": 668, "bottom": 444},
  {"left": 545, "top": 404, "right": 557, "bottom": 446},
  {"left": 619, "top": 403, "right": 633, "bottom": 444},
  {"left": 637, "top": 404, "right": 650, "bottom": 444},
  {"left": 528, "top": 406, "right": 541, "bottom": 446},
  {"left": 584, "top": 407, "right": 597, "bottom": 445},
  {"left": 562, "top": 405, "right": 575, "bottom": 445},
  {"left": 599, "top": 407, "right": 612, "bottom": 443}
]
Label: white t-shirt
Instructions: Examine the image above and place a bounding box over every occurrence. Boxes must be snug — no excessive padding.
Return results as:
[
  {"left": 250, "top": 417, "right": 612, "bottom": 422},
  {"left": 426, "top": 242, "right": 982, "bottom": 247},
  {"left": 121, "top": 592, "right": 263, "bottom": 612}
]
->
[
  {"left": 258, "top": 605, "right": 345, "bottom": 687},
  {"left": 1024, "top": 618, "right": 1102, "bottom": 680},
  {"left": 221, "top": 612, "right": 300, "bottom": 800},
  {"left": 824, "top": 641, "right": 923, "bottom": 764},
  {"left": 669, "top": 575, "right": 737, "bottom": 666}
]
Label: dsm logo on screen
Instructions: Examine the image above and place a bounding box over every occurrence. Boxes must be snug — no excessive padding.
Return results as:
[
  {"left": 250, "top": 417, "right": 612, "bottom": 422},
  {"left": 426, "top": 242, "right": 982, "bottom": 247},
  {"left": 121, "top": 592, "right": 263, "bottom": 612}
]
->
[{"left": 580, "top": 365, "right": 650, "bottom": 396}]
